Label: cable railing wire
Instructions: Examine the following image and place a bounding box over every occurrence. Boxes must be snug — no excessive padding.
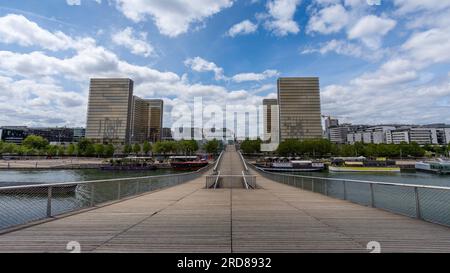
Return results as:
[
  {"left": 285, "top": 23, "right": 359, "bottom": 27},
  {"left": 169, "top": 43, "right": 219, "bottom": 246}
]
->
[
  {"left": 246, "top": 161, "right": 450, "bottom": 227},
  {"left": 0, "top": 163, "right": 213, "bottom": 232}
]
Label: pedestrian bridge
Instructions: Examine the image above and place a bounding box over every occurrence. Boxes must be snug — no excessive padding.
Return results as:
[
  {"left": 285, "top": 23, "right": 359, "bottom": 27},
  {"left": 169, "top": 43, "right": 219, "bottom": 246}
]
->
[{"left": 0, "top": 146, "right": 450, "bottom": 252}]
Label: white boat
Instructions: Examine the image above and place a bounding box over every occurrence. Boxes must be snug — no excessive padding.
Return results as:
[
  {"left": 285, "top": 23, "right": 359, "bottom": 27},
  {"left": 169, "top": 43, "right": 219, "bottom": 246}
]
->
[{"left": 415, "top": 160, "right": 450, "bottom": 175}]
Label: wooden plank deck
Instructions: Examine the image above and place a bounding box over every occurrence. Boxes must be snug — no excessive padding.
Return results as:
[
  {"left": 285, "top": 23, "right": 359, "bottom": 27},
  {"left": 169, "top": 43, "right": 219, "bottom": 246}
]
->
[{"left": 0, "top": 147, "right": 449, "bottom": 253}]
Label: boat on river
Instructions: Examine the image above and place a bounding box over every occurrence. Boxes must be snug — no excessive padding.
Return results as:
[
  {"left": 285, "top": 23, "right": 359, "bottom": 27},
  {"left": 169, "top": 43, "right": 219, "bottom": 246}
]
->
[
  {"left": 169, "top": 156, "right": 209, "bottom": 171},
  {"left": 255, "top": 157, "right": 325, "bottom": 172},
  {"left": 415, "top": 159, "right": 450, "bottom": 175},
  {"left": 329, "top": 157, "right": 400, "bottom": 173},
  {"left": 101, "top": 157, "right": 157, "bottom": 171}
]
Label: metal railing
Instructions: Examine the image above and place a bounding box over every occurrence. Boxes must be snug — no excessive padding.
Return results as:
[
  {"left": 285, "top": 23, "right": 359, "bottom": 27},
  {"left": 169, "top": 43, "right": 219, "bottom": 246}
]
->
[
  {"left": 205, "top": 174, "right": 256, "bottom": 189},
  {"left": 0, "top": 164, "right": 213, "bottom": 232},
  {"left": 205, "top": 171, "right": 221, "bottom": 189},
  {"left": 212, "top": 150, "right": 224, "bottom": 175},
  {"left": 238, "top": 150, "right": 256, "bottom": 189},
  {"left": 247, "top": 162, "right": 450, "bottom": 227}
]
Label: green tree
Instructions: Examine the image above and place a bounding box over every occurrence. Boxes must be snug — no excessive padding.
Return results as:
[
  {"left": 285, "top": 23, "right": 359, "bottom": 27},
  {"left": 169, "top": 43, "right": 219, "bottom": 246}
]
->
[
  {"left": 204, "top": 139, "right": 220, "bottom": 154},
  {"left": 123, "top": 144, "right": 132, "bottom": 155},
  {"left": 241, "top": 139, "right": 262, "bottom": 154},
  {"left": 133, "top": 143, "right": 141, "bottom": 154},
  {"left": 22, "top": 135, "right": 49, "bottom": 150},
  {"left": 143, "top": 141, "right": 151, "bottom": 155},
  {"left": 84, "top": 144, "right": 95, "bottom": 157},
  {"left": 77, "top": 138, "right": 93, "bottom": 156},
  {"left": 57, "top": 145, "right": 66, "bottom": 156},
  {"left": 47, "top": 145, "right": 58, "bottom": 157},
  {"left": 94, "top": 144, "right": 105, "bottom": 157},
  {"left": 0, "top": 142, "right": 18, "bottom": 154},
  {"left": 105, "top": 144, "right": 115, "bottom": 157},
  {"left": 67, "top": 144, "right": 76, "bottom": 156}
]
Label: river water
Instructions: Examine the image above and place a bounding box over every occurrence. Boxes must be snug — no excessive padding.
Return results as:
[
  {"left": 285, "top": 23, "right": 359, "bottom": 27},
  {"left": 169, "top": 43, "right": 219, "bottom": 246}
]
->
[
  {"left": 295, "top": 171, "right": 450, "bottom": 187},
  {"left": 0, "top": 169, "right": 448, "bottom": 187},
  {"left": 0, "top": 169, "right": 183, "bottom": 187}
]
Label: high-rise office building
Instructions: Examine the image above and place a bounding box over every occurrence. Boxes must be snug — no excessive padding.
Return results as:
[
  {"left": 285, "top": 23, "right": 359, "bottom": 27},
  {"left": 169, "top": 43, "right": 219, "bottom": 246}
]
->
[
  {"left": 262, "top": 99, "right": 278, "bottom": 142},
  {"left": 130, "top": 96, "right": 149, "bottom": 143},
  {"left": 277, "top": 77, "right": 322, "bottom": 141},
  {"left": 147, "top": 99, "right": 163, "bottom": 142},
  {"left": 86, "top": 78, "right": 134, "bottom": 144}
]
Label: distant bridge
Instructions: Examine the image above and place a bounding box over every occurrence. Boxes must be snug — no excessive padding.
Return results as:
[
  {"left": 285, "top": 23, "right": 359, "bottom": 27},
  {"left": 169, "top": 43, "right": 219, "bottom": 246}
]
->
[{"left": 0, "top": 146, "right": 449, "bottom": 252}]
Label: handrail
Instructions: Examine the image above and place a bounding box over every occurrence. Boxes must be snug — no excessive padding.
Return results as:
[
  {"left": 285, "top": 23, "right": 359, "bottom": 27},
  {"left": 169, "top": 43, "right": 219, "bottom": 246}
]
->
[
  {"left": 0, "top": 162, "right": 213, "bottom": 191},
  {"left": 213, "top": 150, "right": 224, "bottom": 174},
  {"left": 213, "top": 171, "right": 221, "bottom": 189},
  {"left": 249, "top": 163, "right": 450, "bottom": 191},
  {"left": 238, "top": 150, "right": 249, "bottom": 173},
  {"left": 242, "top": 171, "right": 249, "bottom": 190}
]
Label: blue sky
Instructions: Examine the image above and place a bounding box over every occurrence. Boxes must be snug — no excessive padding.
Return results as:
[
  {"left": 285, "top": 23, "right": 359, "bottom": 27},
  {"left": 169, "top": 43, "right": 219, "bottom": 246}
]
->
[{"left": 0, "top": 0, "right": 449, "bottom": 128}]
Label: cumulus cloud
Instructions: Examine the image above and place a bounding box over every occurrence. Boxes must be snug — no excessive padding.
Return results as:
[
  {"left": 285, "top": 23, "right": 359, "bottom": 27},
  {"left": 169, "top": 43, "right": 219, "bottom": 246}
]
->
[
  {"left": 264, "top": 0, "right": 301, "bottom": 36},
  {"left": 347, "top": 15, "right": 396, "bottom": 49},
  {"left": 307, "top": 4, "right": 349, "bottom": 34},
  {"left": 112, "top": 27, "right": 155, "bottom": 57},
  {"left": 0, "top": 14, "right": 276, "bottom": 127},
  {"left": 394, "top": 0, "right": 450, "bottom": 14},
  {"left": 184, "top": 57, "right": 226, "bottom": 81},
  {"left": 321, "top": 21, "right": 450, "bottom": 125},
  {"left": 231, "top": 70, "right": 279, "bottom": 83},
  {"left": 114, "top": 0, "right": 234, "bottom": 37},
  {"left": 301, "top": 39, "right": 385, "bottom": 61},
  {"left": 0, "top": 14, "right": 95, "bottom": 51},
  {"left": 227, "top": 20, "right": 258, "bottom": 37}
]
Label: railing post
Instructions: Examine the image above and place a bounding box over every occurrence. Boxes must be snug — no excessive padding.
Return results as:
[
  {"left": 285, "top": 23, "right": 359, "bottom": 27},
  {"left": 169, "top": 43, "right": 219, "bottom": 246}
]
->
[
  {"left": 415, "top": 187, "right": 422, "bottom": 220},
  {"left": 90, "top": 183, "right": 95, "bottom": 207},
  {"left": 312, "top": 178, "right": 315, "bottom": 192},
  {"left": 325, "top": 181, "right": 328, "bottom": 196},
  {"left": 46, "top": 186, "right": 53, "bottom": 217},
  {"left": 301, "top": 177, "right": 304, "bottom": 189},
  {"left": 117, "top": 181, "right": 121, "bottom": 200},
  {"left": 370, "top": 183, "right": 375, "bottom": 207},
  {"left": 136, "top": 181, "right": 140, "bottom": 194},
  {"left": 343, "top": 181, "right": 347, "bottom": 200}
]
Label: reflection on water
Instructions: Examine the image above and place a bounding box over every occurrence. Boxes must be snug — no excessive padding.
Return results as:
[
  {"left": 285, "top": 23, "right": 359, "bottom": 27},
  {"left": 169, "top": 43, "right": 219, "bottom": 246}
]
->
[{"left": 0, "top": 169, "right": 183, "bottom": 187}]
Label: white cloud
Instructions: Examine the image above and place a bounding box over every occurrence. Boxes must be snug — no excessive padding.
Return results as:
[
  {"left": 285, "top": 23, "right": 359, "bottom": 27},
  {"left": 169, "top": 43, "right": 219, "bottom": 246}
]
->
[
  {"left": 112, "top": 27, "right": 155, "bottom": 57},
  {"left": 307, "top": 4, "right": 349, "bottom": 34},
  {"left": 401, "top": 27, "right": 450, "bottom": 66},
  {"left": 0, "top": 14, "right": 89, "bottom": 51},
  {"left": 264, "top": 0, "right": 301, "bottom": 36},
  {"left": 184, "top": 57, "right": 226, "bottom": 80},
  {"left": 347, "top": 15, "right": 396, "bottom": 49},
  {"left": 227, "top": 20, "right": 258, "bottom": 37},
  {"left": 114, "top": 0, "right": 234, "bottom": 37},
  {"left": 231, "top": 70, "right": 279, "bottom": 83},
  {"left": 301, "top": 39, "right": 386, "bottom": 61},
  {"left": 0, "top": 13, "right": 277, "bottom": 129},
  {"left": 394, "top": 0, "right": 450, "bottom": 14}
]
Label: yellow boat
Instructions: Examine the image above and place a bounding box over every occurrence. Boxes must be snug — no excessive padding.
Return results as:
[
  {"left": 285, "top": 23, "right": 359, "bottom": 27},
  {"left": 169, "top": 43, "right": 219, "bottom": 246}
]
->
[
  {"left": 329, "top": 160, "right": 400, "bottom": 173},
  {"left": 329, "top": 166, "right": 401, "bottom": 172}
]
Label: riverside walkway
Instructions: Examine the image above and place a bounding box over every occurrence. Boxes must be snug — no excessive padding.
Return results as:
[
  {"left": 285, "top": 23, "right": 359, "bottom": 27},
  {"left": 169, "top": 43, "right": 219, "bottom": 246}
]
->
[{"left": 0, "top": 146, "right": 449, "bottom": 252}]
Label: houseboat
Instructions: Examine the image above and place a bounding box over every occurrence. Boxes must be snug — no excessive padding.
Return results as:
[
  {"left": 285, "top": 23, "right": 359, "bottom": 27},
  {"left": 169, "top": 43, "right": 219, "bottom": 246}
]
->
[
  {"left": 101, "top": 157, "right": 157, "bottom": 171},
  {"left": 169, "top": 156, "right": 209, "bottom": 171},
  {"left": 256, "top": 157, "right": 325, "bottom": 172},
  {"left": 329, "top": 157, "right": 400, "bottom": 173}
]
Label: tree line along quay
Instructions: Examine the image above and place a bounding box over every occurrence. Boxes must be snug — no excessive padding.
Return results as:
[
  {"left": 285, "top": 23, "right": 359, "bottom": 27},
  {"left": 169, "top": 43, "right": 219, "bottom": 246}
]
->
[
  {"left": 0, "top": 135, "right": 222, "bottom": 158},
  {"left": 240, "top": 138, "right": 450, "bottom": 158},
  {"left": 1, "top": 135, "right": 449, "bottom": 160}
]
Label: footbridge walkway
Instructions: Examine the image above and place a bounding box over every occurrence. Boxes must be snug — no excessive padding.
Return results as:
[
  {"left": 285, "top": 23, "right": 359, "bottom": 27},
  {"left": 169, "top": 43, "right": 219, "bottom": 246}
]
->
[{"left": 0, "top": 146, "right": 449, "bottom": 252}]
